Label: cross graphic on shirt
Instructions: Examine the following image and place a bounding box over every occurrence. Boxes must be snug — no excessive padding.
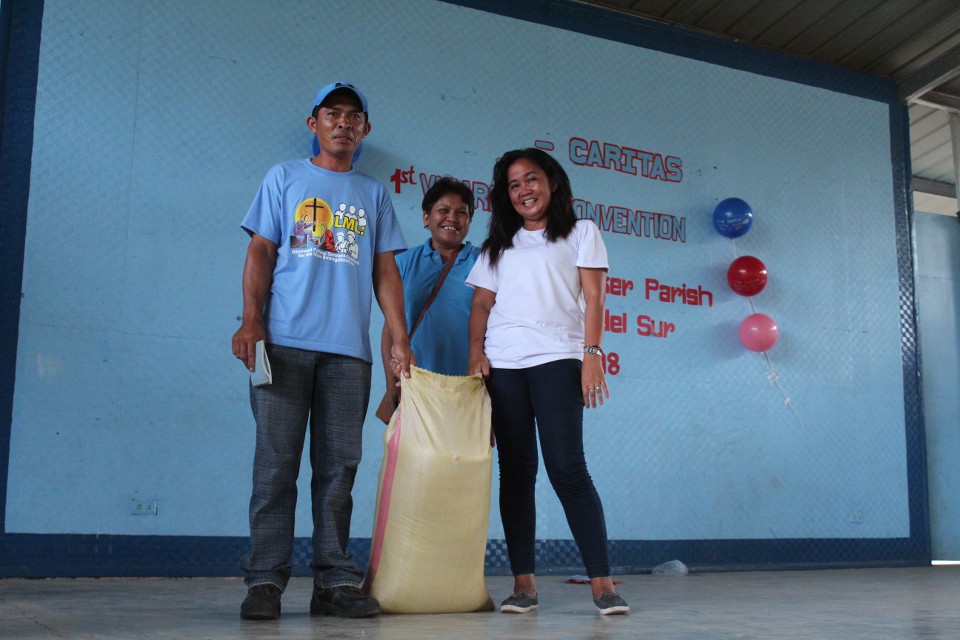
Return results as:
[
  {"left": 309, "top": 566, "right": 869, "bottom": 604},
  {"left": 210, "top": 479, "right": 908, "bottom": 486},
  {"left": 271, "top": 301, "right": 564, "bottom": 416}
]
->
[{"left": 304, "top": 198, "right": 324, "bottom": 225}]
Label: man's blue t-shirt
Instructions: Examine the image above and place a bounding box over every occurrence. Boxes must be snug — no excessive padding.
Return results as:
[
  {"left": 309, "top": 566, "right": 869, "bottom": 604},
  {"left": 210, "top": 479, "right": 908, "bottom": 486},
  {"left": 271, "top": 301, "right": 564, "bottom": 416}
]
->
[
  {"left": 242, "top": 159, "right": 406, "bottom": 363},
  {"left": 396, "top": 239, "right": 480, "bottom": 376}
]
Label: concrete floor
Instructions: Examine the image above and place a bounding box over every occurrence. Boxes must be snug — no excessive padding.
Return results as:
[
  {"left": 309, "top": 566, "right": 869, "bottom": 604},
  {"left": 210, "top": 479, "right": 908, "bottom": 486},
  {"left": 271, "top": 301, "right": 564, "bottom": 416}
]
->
[{"left": 2, "top": 567, "right": 960, "bottom": 639}]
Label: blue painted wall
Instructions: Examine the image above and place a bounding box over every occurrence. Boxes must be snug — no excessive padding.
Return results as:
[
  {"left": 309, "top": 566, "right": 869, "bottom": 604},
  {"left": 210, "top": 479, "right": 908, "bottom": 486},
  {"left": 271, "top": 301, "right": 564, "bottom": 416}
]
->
[
  {"left": 0, "top": 0, "right": 926, "bottom": 575},
  {"left": 915, "top": 211, "right": 960, "bottom": 559}
]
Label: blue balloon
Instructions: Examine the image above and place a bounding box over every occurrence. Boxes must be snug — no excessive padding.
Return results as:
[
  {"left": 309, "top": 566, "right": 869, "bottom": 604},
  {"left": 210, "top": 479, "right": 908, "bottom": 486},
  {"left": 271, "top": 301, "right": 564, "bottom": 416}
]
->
[
  {"left": 713, "top": 198, "right": 753, "bottom": 238},
  {"left": 312, "top": 137, "right": 363, "bottom": 164}
]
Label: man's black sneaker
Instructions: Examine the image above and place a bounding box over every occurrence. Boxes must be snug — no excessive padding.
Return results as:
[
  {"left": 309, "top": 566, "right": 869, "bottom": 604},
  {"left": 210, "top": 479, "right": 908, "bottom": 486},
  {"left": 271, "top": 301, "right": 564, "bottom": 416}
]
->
[
  {"left": 240, "top": 583, "right": 282, "bottom": 620},
  {"left": 310, "top": 585, "right": 381, "bottom": 618}
]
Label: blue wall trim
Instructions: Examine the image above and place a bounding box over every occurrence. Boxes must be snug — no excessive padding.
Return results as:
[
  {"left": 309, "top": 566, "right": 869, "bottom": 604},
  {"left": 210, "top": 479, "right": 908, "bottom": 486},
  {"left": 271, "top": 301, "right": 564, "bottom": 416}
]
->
[
  {"left": 0, "top": 0, "right": 929, "bottom": 575},
  {"left": 0, "top": 534, "right": 929, "bottom": 578},
  {"left": 0, "top": 0, "right": 43, "bottom": 535},
  {"left": 439, "top": 0, "right": 897, "bottom": 103},
  {"left": 889, "top": 101, "right": 931, "bottom": 552}
]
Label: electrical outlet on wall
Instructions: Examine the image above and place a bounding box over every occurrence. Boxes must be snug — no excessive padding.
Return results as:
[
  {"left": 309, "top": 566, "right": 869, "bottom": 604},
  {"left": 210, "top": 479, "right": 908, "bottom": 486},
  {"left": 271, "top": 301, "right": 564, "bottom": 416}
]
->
[{"left": 131, "top": 499, "right": 158, "bottom": 516}]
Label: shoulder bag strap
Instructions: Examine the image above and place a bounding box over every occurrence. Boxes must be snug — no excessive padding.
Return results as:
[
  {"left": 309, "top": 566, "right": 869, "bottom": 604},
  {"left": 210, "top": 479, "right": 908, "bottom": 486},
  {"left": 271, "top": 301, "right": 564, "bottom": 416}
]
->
[{"left": 409, "top": 246, "right": 461, "bottom": 340}]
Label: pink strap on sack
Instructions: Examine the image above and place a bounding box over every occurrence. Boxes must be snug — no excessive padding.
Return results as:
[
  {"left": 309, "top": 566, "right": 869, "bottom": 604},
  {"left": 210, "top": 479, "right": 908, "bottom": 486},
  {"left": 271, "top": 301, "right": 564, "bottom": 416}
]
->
[{"left": 363, "top": 409, "right": 403, "bottom": 589}]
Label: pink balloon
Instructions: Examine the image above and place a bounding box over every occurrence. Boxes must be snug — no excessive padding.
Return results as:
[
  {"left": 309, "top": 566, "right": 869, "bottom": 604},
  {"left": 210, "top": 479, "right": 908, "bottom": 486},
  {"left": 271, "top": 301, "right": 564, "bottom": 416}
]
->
[{"left": 739, "top": 313, "right": 779, "bottom": 352}]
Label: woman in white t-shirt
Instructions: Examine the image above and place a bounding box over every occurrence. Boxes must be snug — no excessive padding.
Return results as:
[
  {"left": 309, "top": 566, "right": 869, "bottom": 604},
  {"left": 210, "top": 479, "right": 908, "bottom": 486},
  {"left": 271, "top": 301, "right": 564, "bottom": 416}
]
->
[{"left": 466, "top": 148, "right": 628, "bottom": 616}]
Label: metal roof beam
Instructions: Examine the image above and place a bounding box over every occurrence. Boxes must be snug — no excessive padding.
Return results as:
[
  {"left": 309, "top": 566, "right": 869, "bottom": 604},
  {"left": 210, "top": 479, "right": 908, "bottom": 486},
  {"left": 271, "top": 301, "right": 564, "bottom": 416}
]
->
[
  {"left": 912, "top": 176, "right": 956, "bottom": 198},
  {"left": 898, "top": 43, "right": 960, "bottom": 104},
  {"left": 952, "top": 112, "right": 960, "bottom": 210},
  {"left": 911, "top": 91, "right": 960, "bottom": 114}
]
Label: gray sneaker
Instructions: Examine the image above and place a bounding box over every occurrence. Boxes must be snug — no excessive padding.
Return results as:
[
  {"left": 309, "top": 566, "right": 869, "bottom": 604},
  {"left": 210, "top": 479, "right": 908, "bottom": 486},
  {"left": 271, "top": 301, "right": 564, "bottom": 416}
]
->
[
  {"left": 500, "top": 592, "right": 539, "bottom": 613},
  {"left": 594, "top": 591, "right": 629, "bottom": 615}
]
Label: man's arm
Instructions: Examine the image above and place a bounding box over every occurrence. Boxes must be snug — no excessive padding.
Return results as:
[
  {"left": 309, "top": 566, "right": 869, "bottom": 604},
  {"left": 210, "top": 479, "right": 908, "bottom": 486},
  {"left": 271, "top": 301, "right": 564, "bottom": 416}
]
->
[
  {"left": 373, "top": 251, "right": 414, "bottom": 378},
  {"left": 231, "top": 234, "right": 278, "bottom": 371},
  {"left": 380, "top": 323, "right": 399, "bottom": 392}
]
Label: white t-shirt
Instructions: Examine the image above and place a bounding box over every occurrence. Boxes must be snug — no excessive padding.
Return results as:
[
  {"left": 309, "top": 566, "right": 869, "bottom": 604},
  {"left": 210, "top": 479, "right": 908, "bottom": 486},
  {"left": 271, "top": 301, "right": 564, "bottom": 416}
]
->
[{"left": 466, "top": 219, "right": 608, "bottom": 368}]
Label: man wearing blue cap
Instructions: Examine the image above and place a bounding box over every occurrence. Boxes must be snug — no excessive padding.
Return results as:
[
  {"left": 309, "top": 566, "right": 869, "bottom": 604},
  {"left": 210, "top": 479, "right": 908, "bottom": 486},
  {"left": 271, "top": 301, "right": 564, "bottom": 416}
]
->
[{"left": 232, "top": 82, "right": 413, "bottom": 620}]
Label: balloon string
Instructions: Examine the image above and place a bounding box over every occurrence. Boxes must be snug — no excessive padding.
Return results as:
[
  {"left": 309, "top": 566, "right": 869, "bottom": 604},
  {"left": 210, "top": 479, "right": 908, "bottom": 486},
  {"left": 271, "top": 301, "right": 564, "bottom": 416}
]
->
[
  {"left": 761, "top": 351, "right": 807, "bottom": 428},
  {"left": 731, "top": 238, "right": 804, "bottom": 428}
]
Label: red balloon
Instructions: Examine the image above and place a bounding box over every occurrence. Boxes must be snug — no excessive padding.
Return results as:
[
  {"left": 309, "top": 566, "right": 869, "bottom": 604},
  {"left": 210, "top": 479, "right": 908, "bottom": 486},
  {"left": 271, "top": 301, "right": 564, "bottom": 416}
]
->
[
  {"left": 739, "top": 313, "right": 779, "bottom": 352},
  {"left": 727, "top": 255, "right": 768, "bottom": 296}
]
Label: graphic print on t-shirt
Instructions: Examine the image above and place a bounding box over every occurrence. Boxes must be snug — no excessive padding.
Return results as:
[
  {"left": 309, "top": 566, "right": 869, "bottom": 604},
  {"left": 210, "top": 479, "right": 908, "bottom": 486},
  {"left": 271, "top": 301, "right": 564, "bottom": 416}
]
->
[{"left": 290, "top": 197, "right": 364, "bottom": 265}]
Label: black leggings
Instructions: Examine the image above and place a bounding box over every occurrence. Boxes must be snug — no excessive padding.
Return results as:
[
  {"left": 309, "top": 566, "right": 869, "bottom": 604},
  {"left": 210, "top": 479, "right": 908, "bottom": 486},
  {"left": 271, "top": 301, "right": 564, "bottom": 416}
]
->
[{"left": 487, "top": 359, "right": 611, "bottom": 578}]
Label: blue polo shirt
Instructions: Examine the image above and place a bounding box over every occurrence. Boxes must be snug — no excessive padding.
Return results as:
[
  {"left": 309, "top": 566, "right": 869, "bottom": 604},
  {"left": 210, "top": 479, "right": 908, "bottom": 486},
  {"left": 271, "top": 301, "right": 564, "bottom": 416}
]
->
[{"left": 396, "top": 239, "right": 480, "bottom": 376}]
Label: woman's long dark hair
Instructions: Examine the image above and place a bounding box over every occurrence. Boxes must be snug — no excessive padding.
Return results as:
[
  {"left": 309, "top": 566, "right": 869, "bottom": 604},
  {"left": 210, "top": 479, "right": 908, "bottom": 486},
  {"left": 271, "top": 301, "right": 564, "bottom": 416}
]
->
[{"left": 481, "top": 148, "right": 577, "bottom": 267}]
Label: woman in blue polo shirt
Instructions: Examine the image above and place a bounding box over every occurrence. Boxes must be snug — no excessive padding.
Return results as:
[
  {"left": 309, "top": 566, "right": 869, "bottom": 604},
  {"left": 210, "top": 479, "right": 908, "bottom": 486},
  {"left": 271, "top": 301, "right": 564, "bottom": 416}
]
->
[{"left": 378, "top": 177, "right": 479, "bottom": 411}]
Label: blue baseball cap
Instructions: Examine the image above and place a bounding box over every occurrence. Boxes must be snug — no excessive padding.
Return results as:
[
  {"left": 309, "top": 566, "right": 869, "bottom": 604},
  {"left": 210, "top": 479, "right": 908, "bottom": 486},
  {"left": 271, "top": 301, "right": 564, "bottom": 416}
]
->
[{"left": 312, "top": 81, "right": 368, "bottom": 116}]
